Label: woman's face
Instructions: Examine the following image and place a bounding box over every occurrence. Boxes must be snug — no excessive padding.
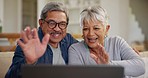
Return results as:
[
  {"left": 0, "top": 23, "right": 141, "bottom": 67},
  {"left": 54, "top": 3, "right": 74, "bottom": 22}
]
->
[{"left": 82, "top": 19, "right": 110, "bottom": 49}]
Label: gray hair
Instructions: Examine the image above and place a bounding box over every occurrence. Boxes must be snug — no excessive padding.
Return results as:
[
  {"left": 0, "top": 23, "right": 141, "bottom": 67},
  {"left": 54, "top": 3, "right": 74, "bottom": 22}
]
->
[
  {"left": 80, "top": 5, "right": 109, "bottom": 27},
  {"left": 40, "top": 2, "right": 69, "bottom": 24}
]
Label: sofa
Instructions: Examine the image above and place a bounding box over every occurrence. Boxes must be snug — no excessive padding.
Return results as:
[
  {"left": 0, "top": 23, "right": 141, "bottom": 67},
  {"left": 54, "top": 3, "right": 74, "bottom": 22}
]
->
[
  {"left": 133, "top": 52, "right": 148, "bottom": 78},
  {"left": 0, "top": 52, "right": 14, "bottom": 78},
  {"left": 0, "top": 51, "right": 148, "bottom": 78}
]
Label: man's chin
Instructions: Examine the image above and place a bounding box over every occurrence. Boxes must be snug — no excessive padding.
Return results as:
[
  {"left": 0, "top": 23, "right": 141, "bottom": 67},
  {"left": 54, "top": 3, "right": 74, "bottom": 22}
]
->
[{"left": 49, "top": 39, "right": 62, "bottom": 43}]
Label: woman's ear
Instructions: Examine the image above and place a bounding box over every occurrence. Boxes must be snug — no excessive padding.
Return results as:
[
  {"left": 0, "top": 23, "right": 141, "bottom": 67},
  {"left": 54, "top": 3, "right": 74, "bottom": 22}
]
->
[{"left": 105, "top": 25, "right": 110, "bottom": 35}]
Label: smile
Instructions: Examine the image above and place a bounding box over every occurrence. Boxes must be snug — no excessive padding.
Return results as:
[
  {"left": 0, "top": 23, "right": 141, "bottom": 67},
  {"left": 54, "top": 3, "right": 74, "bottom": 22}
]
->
[
  {"left": 88, "top": 38, "right": 98, "bottom": 43},
  {"left": 49, "top": 32, "right": 62, "bottom": 38}
]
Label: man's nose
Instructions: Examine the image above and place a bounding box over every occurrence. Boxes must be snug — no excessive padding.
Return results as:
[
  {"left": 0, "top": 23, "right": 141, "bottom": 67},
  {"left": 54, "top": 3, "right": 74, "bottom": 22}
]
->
[{"left": 53, "top": 24, "right": 61, "bottom": 31}]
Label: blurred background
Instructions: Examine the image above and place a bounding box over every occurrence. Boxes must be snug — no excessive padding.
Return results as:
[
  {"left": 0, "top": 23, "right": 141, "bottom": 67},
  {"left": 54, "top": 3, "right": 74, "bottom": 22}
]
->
[
  {"left": 0, "top": 1, "right": 148, "bottom": 78},
  {"left": 0, "top": 0, "right": 148, "bottom": 52}
]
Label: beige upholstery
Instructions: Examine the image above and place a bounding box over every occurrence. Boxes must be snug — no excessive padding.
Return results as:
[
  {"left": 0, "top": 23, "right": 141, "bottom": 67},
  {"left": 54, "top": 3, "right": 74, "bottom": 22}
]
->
[
  {"left": 133, "top": 51, "right": 148, "bottom": 78},
  {"left": 0, "top": 51, "right": 147, "bottom": 78},
  {"left": 0, "top": 52, "right": 14, "bottom": 78}
]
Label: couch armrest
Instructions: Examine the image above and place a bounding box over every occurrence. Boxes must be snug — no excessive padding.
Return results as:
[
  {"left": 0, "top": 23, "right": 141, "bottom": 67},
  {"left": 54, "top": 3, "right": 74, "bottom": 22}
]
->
[{"left": 0, "top": 52, "right": 14, "bottom": 78}]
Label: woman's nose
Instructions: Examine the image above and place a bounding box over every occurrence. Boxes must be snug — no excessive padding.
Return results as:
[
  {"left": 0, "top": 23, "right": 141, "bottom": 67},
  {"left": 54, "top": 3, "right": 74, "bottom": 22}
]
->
[{"left": 88, "top": 28, "right": 95, "bottom": 36}]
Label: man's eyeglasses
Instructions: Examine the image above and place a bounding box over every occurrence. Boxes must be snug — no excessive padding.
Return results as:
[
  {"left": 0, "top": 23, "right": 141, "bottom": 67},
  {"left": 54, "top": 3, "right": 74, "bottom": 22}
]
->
[{"left": 43, "top": 20, "right": 68, "bottom": 30}]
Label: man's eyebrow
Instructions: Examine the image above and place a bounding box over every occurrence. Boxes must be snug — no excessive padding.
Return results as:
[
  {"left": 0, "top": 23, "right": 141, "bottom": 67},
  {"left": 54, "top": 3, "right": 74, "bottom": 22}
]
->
[
  {"left": 47, "top": 19, "right": 67, "bottom": 23},
  {"left": 46, "top": 19, "right": 55, "bottom": 21},
  {"left": 59, "top": 21, "right": 67, "bottom": 23}
]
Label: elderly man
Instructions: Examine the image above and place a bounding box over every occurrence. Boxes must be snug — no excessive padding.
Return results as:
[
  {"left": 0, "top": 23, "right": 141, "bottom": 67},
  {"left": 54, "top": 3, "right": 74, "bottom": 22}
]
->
[{"left": 5, "top": 2, "right": 78, "bottom": 78}]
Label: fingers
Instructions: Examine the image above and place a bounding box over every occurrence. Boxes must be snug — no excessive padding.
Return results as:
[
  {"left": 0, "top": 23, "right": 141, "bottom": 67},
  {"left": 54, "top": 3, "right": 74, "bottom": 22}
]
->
[
  {"left": 17, "top": 39, "right": 25, "bottom": 49},
  {"left": 90, "top": 53, "right": 98, "bottom": 63},
  {"left": 21, "top": 30, "right": 28, "bottom": 43},
  {"left": 97, "top": 53, "right": 109, "bottom": 64},
  {"left": 90, "top": 43, "right": 109, "bottom": 64},
  {"left": 32, "top": 28, "right": 39, "bottom": 39},
  {"left": 20, "top": 27, "right": 39, "bottom": 43},
  {"left": 26, "top": 27, "right": 34, "bottom": 40},
  {"left": 42, "top": 34, "right": 50, "bottom": 45},
  {"left": 20, "top": 27, "right": 31, "bottom": 43},
  {"left": 97, "top": 44, "right": 109, "bottom": 64},
  {"left": 90, "top": 52, "right": 108, "bottom": 64}
]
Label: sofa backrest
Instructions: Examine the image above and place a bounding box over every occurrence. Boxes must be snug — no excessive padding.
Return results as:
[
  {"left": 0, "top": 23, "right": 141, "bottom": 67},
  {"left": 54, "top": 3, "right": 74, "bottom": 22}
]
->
[{"left": 0, "top": 52, "right": 14, "bottom": 78}]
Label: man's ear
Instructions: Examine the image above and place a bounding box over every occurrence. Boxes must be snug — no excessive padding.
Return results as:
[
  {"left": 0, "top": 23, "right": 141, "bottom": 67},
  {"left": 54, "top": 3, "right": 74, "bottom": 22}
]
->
[
  {"left": 105, "top": 25, "right": 110, "bottom": 35},
  {"left": 39, "top": 19, "right": 43, "bottom": 27}
]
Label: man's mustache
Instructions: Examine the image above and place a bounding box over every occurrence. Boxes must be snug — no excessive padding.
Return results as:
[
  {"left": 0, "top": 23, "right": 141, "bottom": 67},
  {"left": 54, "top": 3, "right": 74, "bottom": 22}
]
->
[{"left": 49, "top": 31, "right": 62, "bottom": 34}]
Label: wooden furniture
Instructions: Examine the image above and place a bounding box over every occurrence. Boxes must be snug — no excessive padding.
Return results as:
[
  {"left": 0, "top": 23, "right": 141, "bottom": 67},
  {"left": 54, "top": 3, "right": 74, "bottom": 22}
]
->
[
  {"left": 0, "top": 33, "right": 20, "bottom": 52},
  {"left": 0, "top": 33, "right": 20, "bottom": 45},
  {"left": 72, "top": 34, "right": 82, "bottom": 39},
  {"left": 0, "top": 46, "right": 16, "bottom": 52}
]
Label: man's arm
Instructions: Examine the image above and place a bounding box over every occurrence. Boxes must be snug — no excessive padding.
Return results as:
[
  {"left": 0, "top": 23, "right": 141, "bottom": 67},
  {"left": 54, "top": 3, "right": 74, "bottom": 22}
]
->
[{"left": 5, "top": 27, "right": 50, "bottom": 78}]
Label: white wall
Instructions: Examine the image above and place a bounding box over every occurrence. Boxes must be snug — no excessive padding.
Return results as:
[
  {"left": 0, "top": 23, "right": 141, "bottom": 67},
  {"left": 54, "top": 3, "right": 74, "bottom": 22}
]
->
[
  {"left": 1, "top": 0, "right": 145, "bottom": 45},
  {"left": 100, "top": 0, "right": 146, "bottom": 45},
  {"left": 0, "top": 0, "right": 4, "bottom": 28},
  {"left": 3, "top": 0, "right": 22, "bottom": 33},
  {"left": 17, "top": 0, "right": 22, "bottom": 32},
  {"left": 37, "top": 0, "right": 47, "bottom": 27},
  {"left": 36, "top": 0, "right": 132, "bottom": 42},
  {"left": 128, "top": 8, "right": 145, "bottom": 44},
  {"left": 129, "top": 0, "right": 148, "bottom": 43},
  {"left": 100, "top": 0, "right": 130, "bottom": 41}
]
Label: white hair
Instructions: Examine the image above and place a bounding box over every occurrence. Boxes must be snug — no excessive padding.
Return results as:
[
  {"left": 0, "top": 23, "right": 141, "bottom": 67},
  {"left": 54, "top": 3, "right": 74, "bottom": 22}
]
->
[{"left": 80, "top": 5, "right": 109, "bottom": 27}]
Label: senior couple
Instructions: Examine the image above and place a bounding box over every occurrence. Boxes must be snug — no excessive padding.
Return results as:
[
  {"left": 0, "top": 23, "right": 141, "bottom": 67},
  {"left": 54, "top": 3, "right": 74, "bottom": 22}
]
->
[{"left": 5, "top": 2, "right": 145, "bottom": 78}]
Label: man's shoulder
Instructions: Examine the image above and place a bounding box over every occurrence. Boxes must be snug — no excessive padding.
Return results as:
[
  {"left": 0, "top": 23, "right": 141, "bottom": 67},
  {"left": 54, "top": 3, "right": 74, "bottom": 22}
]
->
[
  {"left": 60, "top": 33, "right": 78, "bottom": 46},
  {"left": 62, "top": 33, "right": 78, "bottom": 42},
  {"left": 62, "top": 33, "right": 72, "bottom": 41},
  {"left": 65, "top": 33, "right": 72, "bottom": 37}
]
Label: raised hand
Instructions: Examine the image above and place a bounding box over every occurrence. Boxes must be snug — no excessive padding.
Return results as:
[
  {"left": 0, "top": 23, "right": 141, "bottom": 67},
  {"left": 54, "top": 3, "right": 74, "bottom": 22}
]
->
[
  {"left": 90, "top": 43, "right": 109, "bottom": 64},
  {"left": 17, "top": 27, "right": 50, "bottom": 64}
]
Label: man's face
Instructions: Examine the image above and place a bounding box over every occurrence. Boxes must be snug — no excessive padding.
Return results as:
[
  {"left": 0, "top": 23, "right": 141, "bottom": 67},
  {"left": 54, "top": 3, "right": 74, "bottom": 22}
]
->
[{"left": 40, "top": 11, "right": 67, "bottom": 47}]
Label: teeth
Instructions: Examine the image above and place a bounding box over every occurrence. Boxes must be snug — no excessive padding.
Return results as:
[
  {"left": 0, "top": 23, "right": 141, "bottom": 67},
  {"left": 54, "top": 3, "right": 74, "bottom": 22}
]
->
[
  {"left": 88, "top": 38, "right": 97, "bottom": 43},
  {"left": 89, "top": 39, "right": 96, "bottom": 43},
  {"left": 50, "top": 33, "right": 61, "bottom": 38},
  {"left": 54, "top": 34, "right": 59, "bottom": 37}
]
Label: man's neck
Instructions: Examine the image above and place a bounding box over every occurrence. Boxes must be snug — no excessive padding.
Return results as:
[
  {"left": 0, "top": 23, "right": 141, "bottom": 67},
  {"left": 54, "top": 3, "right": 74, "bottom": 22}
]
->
[{"left": 48, "top": 42, "right": 59, "bottom": 48}]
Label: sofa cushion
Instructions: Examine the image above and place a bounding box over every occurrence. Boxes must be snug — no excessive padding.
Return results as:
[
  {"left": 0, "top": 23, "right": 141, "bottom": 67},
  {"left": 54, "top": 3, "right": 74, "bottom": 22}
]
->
[{"left": 0, "top": 52, "right": 14, "bottom": 78}]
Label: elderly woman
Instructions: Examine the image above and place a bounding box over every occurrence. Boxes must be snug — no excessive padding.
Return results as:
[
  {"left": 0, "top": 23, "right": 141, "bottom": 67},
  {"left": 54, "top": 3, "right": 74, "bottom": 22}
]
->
[{"left": 68, "top": 5, "right": 145, "bottom": 78}]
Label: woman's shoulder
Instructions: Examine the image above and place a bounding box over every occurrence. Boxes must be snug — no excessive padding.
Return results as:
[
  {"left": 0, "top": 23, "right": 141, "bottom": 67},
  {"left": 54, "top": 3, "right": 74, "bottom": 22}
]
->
[
  {"left": 105, "top": 36, "right": 127, "bottom": 46},
  {"left": 69, "top": 41, "right": 88, "bottom": 51},
  {"left": 106, "top": 36, "right": 125, "bottom": 42},
  {"left": 69, "top": 41, "right": 87, "bottom": 53},
  {"left": 70, "top": 40, "right": 85, "bottom": 47},
  {"left": 107, "top": 35, "right": 122, "bottom": 39}
]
